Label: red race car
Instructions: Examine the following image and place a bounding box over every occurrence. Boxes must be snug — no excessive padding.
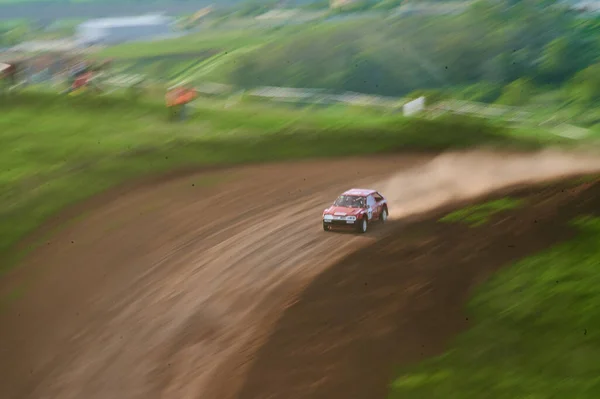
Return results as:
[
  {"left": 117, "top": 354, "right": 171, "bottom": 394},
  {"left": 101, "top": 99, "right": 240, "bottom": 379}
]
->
[{"left": 322, "top": 188, "right": 389, "bottom": 233}]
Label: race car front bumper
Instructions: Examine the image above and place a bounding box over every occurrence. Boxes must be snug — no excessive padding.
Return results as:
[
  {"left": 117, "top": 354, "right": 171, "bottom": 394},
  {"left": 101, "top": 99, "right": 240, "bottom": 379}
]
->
[{"left": 323, "top": 215, "right": 356, "bottom": 226}]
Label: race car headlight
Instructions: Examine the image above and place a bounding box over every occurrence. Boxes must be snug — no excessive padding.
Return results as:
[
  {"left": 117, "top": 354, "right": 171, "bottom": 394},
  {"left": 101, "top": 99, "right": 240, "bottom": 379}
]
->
[
  {"left": 323, "top": 214, "right": 334, "bottom": 220},
  {"left": 345, "top": 216, "right": 356, "bottom": 221}
]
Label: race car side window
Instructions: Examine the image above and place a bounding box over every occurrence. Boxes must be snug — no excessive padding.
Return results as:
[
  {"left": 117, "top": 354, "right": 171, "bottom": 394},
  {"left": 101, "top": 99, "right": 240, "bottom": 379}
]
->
[{"left": 367, "top": 195, "right": 376, "bottom": 208}]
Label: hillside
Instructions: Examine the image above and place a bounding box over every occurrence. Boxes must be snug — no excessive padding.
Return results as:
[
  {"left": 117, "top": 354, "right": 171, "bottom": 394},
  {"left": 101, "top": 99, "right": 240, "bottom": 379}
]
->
[
  {"left": 76, "top": 0, "right": 600, "bottom": 131},
  {"left": 0, "top": 0, "right": 234, "bottom": 20}
]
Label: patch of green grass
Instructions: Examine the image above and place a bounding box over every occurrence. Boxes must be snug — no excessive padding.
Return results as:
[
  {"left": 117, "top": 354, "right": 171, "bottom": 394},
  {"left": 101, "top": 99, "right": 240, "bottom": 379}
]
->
[
  {"left": 439, "top": 197, "right": 524, "bottom": 227},
  {"left": 0, "top": 92, "right": 553, "bottom": 274},
  {"left": 94, "top": 28, "right": 274, "bottom": 60},
  {"left": 0, "top": 285, "right": 25, "bottom": 312},
  {"left": 571, "top": 174, "right": 600, "bottom": 186},
  {"left": 389, "top": 215, "right": 600, "bottom": 398}
]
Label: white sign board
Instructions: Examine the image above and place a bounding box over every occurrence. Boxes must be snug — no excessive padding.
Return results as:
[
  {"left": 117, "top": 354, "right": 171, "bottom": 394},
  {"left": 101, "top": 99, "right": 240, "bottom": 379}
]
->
[{"left": 403, "top": 96, "right": 425, "bottom": 116}]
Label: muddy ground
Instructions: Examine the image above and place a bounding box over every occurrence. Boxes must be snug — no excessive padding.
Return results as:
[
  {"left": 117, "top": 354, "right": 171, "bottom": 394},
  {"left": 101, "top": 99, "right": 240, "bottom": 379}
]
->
[
  {"left": 237, "top": 179, "right": 600, "bottom": 399},
  {"left": 1, "top": 150, "right": 600, "bottom": 399}
]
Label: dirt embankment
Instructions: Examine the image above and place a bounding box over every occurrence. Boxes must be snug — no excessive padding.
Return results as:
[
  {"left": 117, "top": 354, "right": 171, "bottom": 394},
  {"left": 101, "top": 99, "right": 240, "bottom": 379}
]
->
[
  {"left": 1, "top": 150, "right": 600, "bottom": 399},
  {"left": 236, "top": 178, "right": 600, "bottom": 399}
]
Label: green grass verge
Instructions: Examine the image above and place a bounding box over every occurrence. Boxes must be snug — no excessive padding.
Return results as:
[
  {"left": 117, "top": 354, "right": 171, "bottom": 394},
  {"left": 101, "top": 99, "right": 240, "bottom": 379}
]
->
[
  {"left": 0, "top": 91, "right": 563, "bottom": 274},
  {"left": 439, "top": 197, "right": 524, "bottom": 227},
  {"left": 571, "top": 174, "right": 600, "bottom": 185},
  {"left": 93, "top": 28, "right": 282, "bottom": 60},
  {"left": 389, "top": 215, "right": 600, "bottom": 398}
]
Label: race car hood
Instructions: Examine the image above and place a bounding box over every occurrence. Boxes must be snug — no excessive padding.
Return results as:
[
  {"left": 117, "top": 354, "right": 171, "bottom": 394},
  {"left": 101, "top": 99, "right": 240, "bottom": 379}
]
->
[{"left": 323, "top": 206, "right": 364, "bottom": 216}]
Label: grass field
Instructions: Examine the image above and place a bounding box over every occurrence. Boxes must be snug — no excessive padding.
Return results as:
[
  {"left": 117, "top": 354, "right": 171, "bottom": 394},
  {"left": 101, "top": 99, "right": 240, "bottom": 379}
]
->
[
  {"left": 389, "top": 210, "right": 600, "bottom": 398},
  {"left": 439, "top": 197, "right": 524, "bottom": 227},
  {"left": 93, "top": 28, "right": 280, "bottom": 85},
  {"left": 95, "top": 29, "right": 271, "bottom": 60},
  {"left": 92, "top": 21, "right": 372, "bottom": 85},
  {"left": 94, "top": 19, "right": 353, "bottom": 59},
  {"left": 0, "top": 91, "right": 561, "bottom": 273}
]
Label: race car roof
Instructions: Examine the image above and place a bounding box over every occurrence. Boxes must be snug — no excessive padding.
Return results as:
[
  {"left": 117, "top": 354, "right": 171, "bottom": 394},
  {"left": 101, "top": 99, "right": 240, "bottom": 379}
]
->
[{"left": 341, "top": 188, "right": 377, "bottom": 197}]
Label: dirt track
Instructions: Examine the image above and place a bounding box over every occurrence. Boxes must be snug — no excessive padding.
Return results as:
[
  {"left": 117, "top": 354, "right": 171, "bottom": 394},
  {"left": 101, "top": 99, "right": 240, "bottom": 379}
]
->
[{"left": 1, "top": 149, "right": 600, "bottom": 399}]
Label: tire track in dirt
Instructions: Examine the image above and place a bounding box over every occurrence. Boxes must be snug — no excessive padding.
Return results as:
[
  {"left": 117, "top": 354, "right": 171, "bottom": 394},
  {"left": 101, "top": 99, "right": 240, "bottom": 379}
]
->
[
  {"left": 0, "top": 150, "right": 599, "bottom": 399},
  {"left": 237, "top": 180, "right": 600, "bottom": 399},
  {"left": 0, "top": 156, "right": 424, "bottom": 399}
]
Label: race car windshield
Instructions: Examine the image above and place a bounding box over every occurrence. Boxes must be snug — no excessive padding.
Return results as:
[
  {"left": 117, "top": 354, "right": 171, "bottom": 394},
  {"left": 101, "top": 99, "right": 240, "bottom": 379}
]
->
[{"left": 334, "top": 195, "right": 365, "bottom": 208}]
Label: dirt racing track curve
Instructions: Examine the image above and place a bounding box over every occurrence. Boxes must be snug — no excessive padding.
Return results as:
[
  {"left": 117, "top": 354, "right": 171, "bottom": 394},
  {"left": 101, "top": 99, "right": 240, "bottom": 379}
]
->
[{"left": 1, "top": 150, "right": 600, "bottom": 399}]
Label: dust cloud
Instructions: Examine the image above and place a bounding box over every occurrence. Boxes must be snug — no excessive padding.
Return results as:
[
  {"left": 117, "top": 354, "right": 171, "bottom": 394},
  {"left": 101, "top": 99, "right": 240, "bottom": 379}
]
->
[{"left": 380, "top": 149, "right": 600, "bottom": 220}]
